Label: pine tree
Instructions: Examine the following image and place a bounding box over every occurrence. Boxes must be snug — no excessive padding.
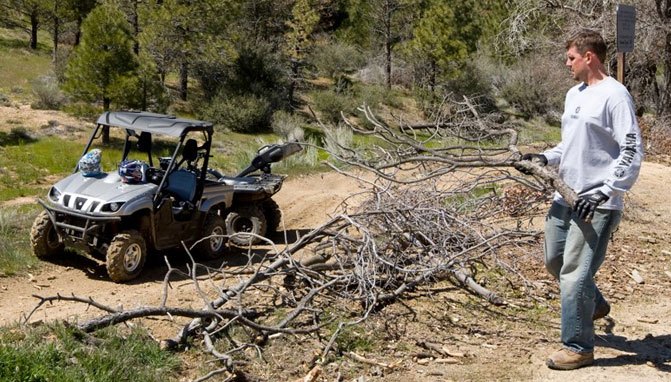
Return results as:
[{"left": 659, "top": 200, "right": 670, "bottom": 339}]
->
[
  {"left": 63, "top": 2, "right": 138, "bottom": 142},
  {"left": 406, "top": 0, "right": 482, "bottom": 88},
  {"left": 285, "top": 0, "right": 320, "bottom": 105}
]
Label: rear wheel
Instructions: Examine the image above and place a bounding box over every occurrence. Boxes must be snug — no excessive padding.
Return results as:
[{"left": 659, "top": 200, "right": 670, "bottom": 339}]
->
[
  {"left": 30, "top": 210, "right": 64, "bottom": 259},
  {"left": 106, "top": 230, "right": 146, "bottom": 282},
  {"left": 263, "top": 198, "right": 282, "bottom": 233},
  {"left": 225, "top": 204, "right": 267, "bottom": 247},
  {"left": 196, "top": 213, "right": 226, "bottom": 259}
]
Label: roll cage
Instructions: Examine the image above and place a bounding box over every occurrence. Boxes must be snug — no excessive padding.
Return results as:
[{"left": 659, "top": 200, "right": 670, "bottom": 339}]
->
[{"left": 79, "top": 111, "right": 215, "bottom": 206}]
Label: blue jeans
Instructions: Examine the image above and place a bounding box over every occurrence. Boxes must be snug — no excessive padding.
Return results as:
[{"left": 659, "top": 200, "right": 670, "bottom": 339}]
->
[{"left": 544, "top": 202, "right": 622, "bottom": 353}]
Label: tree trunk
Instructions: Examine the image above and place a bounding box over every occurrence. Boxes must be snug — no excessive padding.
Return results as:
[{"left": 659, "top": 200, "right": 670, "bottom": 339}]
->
[
  {"left": 102, "top": 97, "right": 111, "bottom": 144},
  {"left": 385, "top": 39, "right": 392, "bottom": 89},
  {"left": 75, "top": 17, "right": 83, "bottom": 46},
  {"left": 52, "top": 5, "right": 59, "bottom": 63},
  {"left": 661, "top": 30, "right": 671, "bottom": 116},
  {"left": 29, "top": 10, "right": 39, "bottom": 50},
  {"left": 131, "top": 0, "right": 139, "bottom": 55},
  {"left": 179, "top": 60, "right": 188, "bottom": 101},
  {"left": 429, "top": 60, "right": 436, "bottom": 92}
]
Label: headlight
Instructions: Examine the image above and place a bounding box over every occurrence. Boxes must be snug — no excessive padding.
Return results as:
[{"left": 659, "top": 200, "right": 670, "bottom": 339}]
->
[
  {"left": 48, "top": 187, "right": 61, "bottom": 202},
  {"left": 101, "top": 202, "right": 124, "bottom": 212}
]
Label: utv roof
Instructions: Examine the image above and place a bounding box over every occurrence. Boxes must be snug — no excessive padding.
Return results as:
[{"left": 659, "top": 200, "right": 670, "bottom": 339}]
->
[{"left": 96, "top": 111, "right": 213, "bottom": 137}]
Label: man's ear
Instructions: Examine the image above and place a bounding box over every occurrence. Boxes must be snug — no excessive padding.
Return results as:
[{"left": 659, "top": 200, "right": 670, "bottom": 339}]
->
[{"left": 585, "top": 51, "right": 599, "bottom": 65}]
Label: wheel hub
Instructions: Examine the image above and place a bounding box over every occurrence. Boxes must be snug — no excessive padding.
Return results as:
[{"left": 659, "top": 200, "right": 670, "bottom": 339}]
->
[
  {"left": 233, "top": 217, "right": 253, "bottom": 233},
  {"left": 124, "top": 243, "right": 142, "bottom": 272},
  {"left": 210, "top": 226, "right": 224, "bottom": 251}
]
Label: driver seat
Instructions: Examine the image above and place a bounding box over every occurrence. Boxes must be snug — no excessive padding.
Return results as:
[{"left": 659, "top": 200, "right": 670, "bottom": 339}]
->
[
  {"left": 165, "top": 169, "right": 197, "bottom": 202},
  {"left": 163, "top": 139, "right": 199, "bottom": 218},
  {"left": 175, "top": 139, "right": 198, "bottom": 169}
]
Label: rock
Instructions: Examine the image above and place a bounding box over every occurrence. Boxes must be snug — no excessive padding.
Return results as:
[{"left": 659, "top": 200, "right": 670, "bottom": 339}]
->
[
  {"left": 630, "top": 269, "right": 644, "bottom": 284},
  {"left": 638, "top": 236, "right": 657, "bottom": 244},
  {"left": 435, "top": 358, "right": 460, "bottom": 364}
]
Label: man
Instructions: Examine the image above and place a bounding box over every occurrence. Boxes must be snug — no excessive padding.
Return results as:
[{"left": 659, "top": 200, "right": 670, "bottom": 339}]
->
[{"left": 516, "top": 29, "right": 643, "bottom": 370}]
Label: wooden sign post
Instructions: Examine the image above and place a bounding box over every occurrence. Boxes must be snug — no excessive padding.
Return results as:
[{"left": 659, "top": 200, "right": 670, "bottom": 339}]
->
[{"left": 616, "top": 4, "right": 636, "bottom": 84}]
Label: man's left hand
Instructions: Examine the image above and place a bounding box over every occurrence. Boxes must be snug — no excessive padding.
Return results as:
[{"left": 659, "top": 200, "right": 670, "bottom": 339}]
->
[{"left": 573, "top": 191, "right": 609, "bottom": 222}]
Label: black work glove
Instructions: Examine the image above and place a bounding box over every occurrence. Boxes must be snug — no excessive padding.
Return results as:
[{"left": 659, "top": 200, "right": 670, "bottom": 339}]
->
[
  {"left": 573, "top": 191, "right": 609, "bottom": 222},
  {"left": 514, "top": 153, "right": 548, "bottom": 175}
]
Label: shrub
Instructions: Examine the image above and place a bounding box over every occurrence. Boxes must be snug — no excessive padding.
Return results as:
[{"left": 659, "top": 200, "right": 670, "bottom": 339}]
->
[
  {"left": 353, "top": 83, "right": 402, "bottom": 109},
  {"left": 497, "top": 55, "right": 570, "bottom": 123},
  {"left": 443, "top": 61, "right": 497, "bottom": 113},
  {"left": 322, "top": 124, "right": 353, "bottom": 160},
  {"left": 62, "top": 102, "right": 103, "bottom": 120},
  {"left": 0, "top": 93, "right": 10, "bottom": 106},
  {"left": 308, "top": 39, "right": 365, "bottom": 78},
  {"left": 202, "top": 93, "right": 272, "bottom": 133},
  {"left": 640, "top": 114, "right": 671, "bottom": 156},
  {"left": 31, "top": 75, "right": 67, "bottom": 110},
  {"left": 271, "top": 110, "right": 305, "bottom": 142},
  {"left": 309, "top": 89, "right": 357, "bottom": 125},
  {"left": 194, "top": 42, "right": 289, "bottom": 109}
]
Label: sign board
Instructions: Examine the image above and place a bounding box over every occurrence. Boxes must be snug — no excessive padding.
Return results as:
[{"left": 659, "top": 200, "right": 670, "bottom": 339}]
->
[{"left": 616, "top": 4, "right": 636, "bottom": 52}]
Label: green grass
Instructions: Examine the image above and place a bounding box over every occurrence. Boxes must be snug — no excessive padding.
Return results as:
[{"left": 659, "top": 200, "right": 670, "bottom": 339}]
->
[
  {"left": 0, "top": 28, "right": 53, "bottom": 100},
  {"left": 0, "top": 323, "right": 181, "bottom": 382},
  {"left": 0, "top": 206, "right": 39, "bottom": 276},
  {"left": 336, "top": 325, "right": 376, "bottom": 353},
  {"left": 0, "top": 135, "right": 86, "bottom": 201},
  {"left": 518, "top": 117, "right": 561, "bottom": 146}
]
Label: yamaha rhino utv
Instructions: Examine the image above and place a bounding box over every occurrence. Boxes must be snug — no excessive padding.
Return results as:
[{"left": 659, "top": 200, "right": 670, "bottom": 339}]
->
[
  {"left": 30, "top": 111, "right": 234, "bottom": 282},
  {"left": 31, "top": 111, "right": 302, "bottom": 282}
]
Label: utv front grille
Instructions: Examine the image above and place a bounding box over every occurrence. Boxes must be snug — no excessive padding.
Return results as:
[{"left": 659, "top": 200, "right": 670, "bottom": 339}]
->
[
  {"left": 74, "top": 197, "right": 87, "bottom": 210},
  {"left": 61, "top": 194, "right": 101, "bottom": 213}
]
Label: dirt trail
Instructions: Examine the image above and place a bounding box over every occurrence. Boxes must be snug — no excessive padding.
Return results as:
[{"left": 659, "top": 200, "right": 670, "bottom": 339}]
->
[{"left": 0, "top": 106, "right": 670, "bottom": 380}]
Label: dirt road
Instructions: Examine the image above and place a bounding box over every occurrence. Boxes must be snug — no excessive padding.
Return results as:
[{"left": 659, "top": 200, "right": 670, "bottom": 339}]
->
[{"left": 0, "top": 105, "right": 669, "bottom": 380}]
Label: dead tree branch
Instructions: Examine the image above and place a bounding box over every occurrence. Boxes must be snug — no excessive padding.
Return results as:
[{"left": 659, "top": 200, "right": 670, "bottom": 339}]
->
[{"left": 29, "top": 98, "right": 571, "bottom": 380}]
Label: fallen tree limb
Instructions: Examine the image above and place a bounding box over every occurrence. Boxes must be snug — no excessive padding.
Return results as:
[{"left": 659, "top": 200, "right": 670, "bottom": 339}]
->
[{"left": 28, "top": 99, "right": 576, "bottom": 380}]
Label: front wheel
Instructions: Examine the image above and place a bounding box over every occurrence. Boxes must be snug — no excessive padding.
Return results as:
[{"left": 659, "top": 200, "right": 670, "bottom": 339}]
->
[
  {"left": 30, "top": 210, "right": 64, "bottom": 259},
  {"left": 225, "top": 204, "right": 267, "bottom": 247},
  {"left": 196, "top": 213, "right": 227, "bottom": 259},
  {"left": 106, "top": 230, "right": 147, "bottom": 283}
]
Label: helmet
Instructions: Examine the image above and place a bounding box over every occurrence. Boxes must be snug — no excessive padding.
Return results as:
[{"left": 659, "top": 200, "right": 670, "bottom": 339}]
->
[
  {"left": 79, "top": 149, "right": 102, "bottom": 177},
  {"left": 118, "top": 160, "right": 149, "bottom": 183}
]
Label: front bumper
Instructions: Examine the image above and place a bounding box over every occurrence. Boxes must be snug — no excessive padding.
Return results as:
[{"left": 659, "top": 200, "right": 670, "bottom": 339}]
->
[{"left": 38, "top": 198, "right": 121, "bottom": 249}]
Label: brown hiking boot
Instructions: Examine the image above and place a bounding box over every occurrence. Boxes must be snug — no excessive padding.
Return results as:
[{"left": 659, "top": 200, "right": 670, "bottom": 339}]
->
[
  {"left": 593, "top": 301, "right": 611, "bottom": 321},
  {"left": 546, "top": 349, "right": 594, "bottom": 370}
]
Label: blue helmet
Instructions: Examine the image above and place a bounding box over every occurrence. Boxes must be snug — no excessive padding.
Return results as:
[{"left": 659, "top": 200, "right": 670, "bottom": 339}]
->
[
  {"left": 79, "top": 149, "right": 102, "bottom": 177},
  {"left": 118, "top": 160, "right": 149, "bottom": 183}
]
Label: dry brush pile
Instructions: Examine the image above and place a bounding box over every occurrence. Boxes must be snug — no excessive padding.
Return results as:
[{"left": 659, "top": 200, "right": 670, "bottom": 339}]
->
[{"left": 26, "top": 98, "right": 576, "bottom": 381}]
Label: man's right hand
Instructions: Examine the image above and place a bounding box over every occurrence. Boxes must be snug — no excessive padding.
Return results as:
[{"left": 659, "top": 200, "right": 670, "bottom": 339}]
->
[{"left": 514, "top": 153, "right": 547, "bottom": 175}]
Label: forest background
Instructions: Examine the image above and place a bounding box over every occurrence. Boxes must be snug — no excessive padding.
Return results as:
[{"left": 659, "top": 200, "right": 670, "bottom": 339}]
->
[{"left": 2, "top": 0, "right": 671, "bottom": 135}]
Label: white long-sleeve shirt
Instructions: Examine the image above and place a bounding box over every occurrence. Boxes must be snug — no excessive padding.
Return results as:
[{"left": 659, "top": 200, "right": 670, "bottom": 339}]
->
[{"left": 542, "top": 76, "right": 643, "bottom": 210}]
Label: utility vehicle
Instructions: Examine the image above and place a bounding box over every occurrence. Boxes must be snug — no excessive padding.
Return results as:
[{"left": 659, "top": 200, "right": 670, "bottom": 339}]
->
[{"left": 31, "top": 111, "right": 233, "bottom": 282}]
